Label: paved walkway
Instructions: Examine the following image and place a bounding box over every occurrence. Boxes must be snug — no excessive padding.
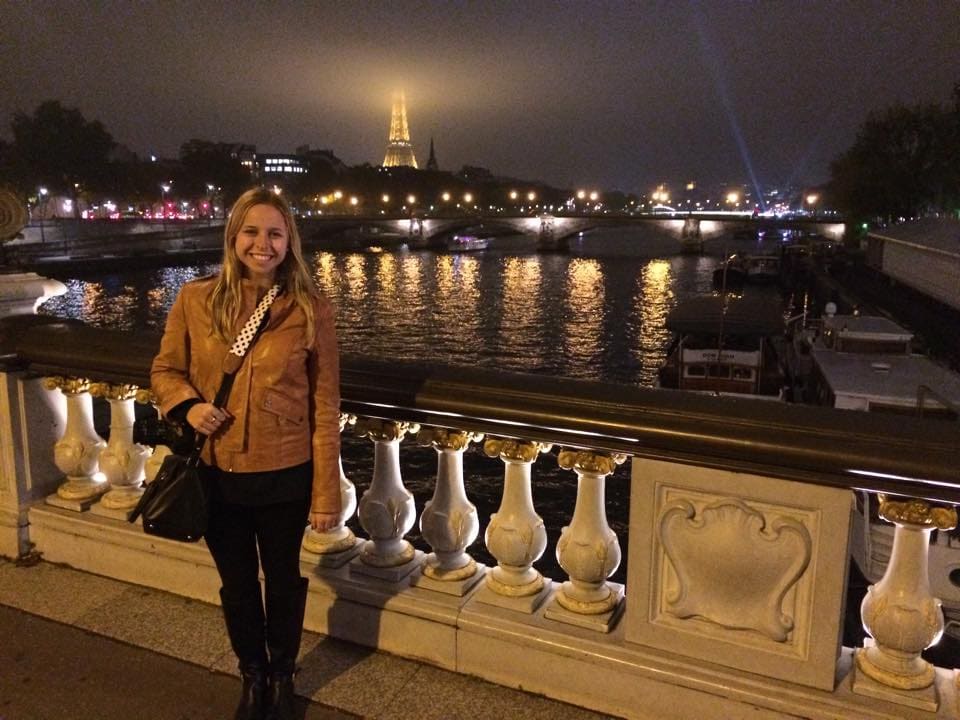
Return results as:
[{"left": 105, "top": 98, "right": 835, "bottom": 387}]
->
[{"left": 0, "top": 558, "right": 615, "bottom": 720}]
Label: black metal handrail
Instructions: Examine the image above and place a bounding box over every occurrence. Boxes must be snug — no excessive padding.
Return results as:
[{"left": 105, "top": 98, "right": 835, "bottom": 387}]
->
[{"left": 8, "top": 318, "right": 960, "bottom": 503}]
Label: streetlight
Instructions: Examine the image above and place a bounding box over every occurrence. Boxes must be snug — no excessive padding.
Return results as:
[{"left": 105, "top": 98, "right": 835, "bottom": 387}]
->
[
  {"left": 206, "top": 183, "right": 215, "bottom": 223},
  {"left": 805, "top": 193, "right": 819, "bottom": 216},
  {"left": 38, "top": 187, "right": 48, "bottom": 243},
  {"left": 160, "top": 182, "right": 171, "bottom": 230}
]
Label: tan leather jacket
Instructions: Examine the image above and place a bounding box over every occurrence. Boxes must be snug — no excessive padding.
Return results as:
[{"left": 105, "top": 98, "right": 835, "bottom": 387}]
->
[{"left": 150, "top": 277, "right": 341, "bottom": 515}]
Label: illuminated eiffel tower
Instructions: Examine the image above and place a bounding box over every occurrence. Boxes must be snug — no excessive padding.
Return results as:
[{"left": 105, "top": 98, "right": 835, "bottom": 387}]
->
[{"left": 382, "top": 91, "right": 418, "bottom": 168}]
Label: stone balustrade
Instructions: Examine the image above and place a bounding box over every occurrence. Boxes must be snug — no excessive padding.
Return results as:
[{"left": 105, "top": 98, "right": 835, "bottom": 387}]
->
[{"left": 2, "top": 318, "right": 959, "bottom": 719}]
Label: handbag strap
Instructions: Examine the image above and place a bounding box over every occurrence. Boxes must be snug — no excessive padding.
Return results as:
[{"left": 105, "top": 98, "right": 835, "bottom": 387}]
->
[
  {"left": 228, "top": 284, "right": 281, "bottom": 359},
  {"left": 188, "top": 284, "right": 282, "bottom": 464}
]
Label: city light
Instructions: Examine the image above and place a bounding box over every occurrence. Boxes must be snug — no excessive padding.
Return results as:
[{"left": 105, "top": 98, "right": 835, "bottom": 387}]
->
[
  {"left": 509, "top": 190, "right": 518, "bottom": 200},
  {"left": 382, "top": 194, "right": 390, "bottom": 203},
  {"left": 441, "top": 192, "right": 451, "bottom": 202},
  {"left": 407, "top": 194, "right": 416, "bottom": 205},
  {"left": 576, "top": 190, "right": 586, "bottom": 200},
  {"left": 349, "top": 196, "right": 358, "bottom": 206},
  {"left": 464, "top": 192, "right": 473, "bottom": 203},
  {"left": 589, "top": 191, "right": 599, "bottom": 202},
  {"left": 527, "top": 191, "right": 536, "bottom": 202},
  {"left": 726, "top": 191, "right": 740, "bottom": 205}
]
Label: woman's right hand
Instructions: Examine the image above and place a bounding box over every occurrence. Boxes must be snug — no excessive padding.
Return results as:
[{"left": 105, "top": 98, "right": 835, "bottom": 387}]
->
[{"left": 186, "top": 402, "right": 231, "bottom": 436}]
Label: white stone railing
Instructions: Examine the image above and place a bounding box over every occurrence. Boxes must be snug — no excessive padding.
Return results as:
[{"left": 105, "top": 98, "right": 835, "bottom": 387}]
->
[{"left": 3, "top": 318, "right": 960, "bottom": 719}]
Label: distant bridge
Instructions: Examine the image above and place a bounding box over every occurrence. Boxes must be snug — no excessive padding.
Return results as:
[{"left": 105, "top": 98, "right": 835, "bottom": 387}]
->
[{"left": 298, "top": 213, "right": 846, "bottom": 251}]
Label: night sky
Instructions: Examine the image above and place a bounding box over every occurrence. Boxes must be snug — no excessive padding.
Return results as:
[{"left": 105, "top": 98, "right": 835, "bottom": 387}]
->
[{"left": 1, "top": 1, "right": 957, "bottom": 193}]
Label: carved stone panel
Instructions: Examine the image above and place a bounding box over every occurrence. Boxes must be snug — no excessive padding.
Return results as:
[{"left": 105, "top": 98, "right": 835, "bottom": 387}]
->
[
  {"left": 658, "top": 498, "right": 812, "bottom": 642},
  {"left": 625, "top": 458, "right": 852, "bottom": 691}
]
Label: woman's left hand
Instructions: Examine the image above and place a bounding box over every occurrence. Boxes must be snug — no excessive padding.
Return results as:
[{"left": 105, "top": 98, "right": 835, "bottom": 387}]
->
[{"left": 309, "top": 511, "right": 340, "bottom": 533}]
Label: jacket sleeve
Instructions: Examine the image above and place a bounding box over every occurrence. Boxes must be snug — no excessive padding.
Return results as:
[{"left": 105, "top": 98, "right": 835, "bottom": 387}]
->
[
  {"left": 308, "top": 297, "right": 342, "bottom": 515},
  {"left": 150, "top": 288, "right": 203, "bottom": 418}
]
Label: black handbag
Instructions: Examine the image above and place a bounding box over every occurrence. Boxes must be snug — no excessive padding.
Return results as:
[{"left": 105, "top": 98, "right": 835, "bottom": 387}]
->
[
  {"left": 128, "top": 284, "right": 281, "bottom": 542},
  {"left": 128, "top": 446, "right": 211, "bottom": 542}
]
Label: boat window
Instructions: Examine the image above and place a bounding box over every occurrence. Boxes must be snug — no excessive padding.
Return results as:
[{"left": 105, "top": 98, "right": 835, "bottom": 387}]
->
[
  {"left": 707, "top": 364, "right": 731, "bottom": 378},
  {"left": 685, "top": 365, "right": 706, "bottom": 377},
  {"left": 731, "top": 367, "right": 754, "bottom": 380}
]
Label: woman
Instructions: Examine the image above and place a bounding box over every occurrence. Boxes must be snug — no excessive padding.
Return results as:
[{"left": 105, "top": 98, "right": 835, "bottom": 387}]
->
[{"left": 151, "top": 188, "right": 341, "bottom": 720}]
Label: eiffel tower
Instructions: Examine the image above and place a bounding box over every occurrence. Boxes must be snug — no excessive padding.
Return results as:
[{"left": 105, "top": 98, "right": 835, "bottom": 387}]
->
[{"left": 382, "top": 91, "right": 418, "bottom": 168}]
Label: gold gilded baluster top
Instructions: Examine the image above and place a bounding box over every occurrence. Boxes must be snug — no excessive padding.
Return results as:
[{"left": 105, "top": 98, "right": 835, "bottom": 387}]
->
[
  {"left": 878, "top": 494, "right": 958, "bottom": 530},
  {"left": 339, "top": 412, "right": 357, "bottom": 433},
  {"left": 483, "top": 438, "right": 552, "bottom": 463},
  {"left": 417, "top": 427, "right": 484, "bottom": 451},
  {"left": 42, "top": 376, "right": 91, "bottom": 394},
  {"left": 353, "top": 417, "right": 420, "bottom": 442},
  {"left": 89, "top": 382, "right": 139, "bottom": 401},
  {"left": 557, "top": 449, "right": 627, "bottom": 476}
]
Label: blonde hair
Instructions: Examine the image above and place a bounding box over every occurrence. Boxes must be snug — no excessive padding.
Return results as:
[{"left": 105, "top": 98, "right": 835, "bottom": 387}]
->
[{"left": 210, "top": 188, "right": 318, "bottom": 341}]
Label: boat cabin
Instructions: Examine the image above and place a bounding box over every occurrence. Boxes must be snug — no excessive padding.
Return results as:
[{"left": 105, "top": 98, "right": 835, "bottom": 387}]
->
[
  {"left": 658, "top": 291, "right": 786, "bottom": 398},
  {"left": 808, "top": 313, "right": 960, "bottom": 418}
]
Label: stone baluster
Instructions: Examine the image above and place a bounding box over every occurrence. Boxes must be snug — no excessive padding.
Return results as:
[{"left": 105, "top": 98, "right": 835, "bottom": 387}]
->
[
  {"left": 43, "top": 376, "right": 108, "bottom": 511},
  {"left": 412, "top": 428, "right": 485, "bottom": 595},
  {"left": 303, "top": 413, "right": 361, "bottom": 567},
  {"left": 89, "top": 383, "right": 149, "bottom": 518},
  {"left": 853, "top": 495, "right": 958, "bottom": 711},
  {"left": 545, "top": 449, "right": 626, "bottom": 632},
  {"left": 475, "top": 438, "right": 553, "bottom": 612},
  {"left": 351, "top": 418, "right": 421, "bottom": 581}
]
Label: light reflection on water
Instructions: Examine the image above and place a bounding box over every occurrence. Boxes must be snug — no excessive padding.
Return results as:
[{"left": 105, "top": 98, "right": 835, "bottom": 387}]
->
[{"left": 39, "top": 229, "right": 724, "bottom": 386}]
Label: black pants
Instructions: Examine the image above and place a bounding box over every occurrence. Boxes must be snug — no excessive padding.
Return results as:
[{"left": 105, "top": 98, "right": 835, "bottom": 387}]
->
[{"left": 205, "top": 494, "right": 311, "bottom": 599}]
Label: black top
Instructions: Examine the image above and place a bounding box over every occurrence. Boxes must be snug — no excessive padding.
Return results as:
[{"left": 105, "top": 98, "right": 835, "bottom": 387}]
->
[
  {"left": 168, "top": 398, "right": 311, "bottom": 507},
  {"left": 212, "top": 461, "right": 312, "bottom": 507}
]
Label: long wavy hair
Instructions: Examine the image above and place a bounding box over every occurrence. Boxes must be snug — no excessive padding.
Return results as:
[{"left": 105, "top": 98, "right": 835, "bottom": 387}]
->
[{"left": 209, "top": 188, "right": 318, "bottom": 341}]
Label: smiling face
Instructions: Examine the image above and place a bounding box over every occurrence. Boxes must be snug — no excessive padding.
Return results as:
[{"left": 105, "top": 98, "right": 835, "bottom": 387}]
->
[{"left": 233, "top": 203, "right": 289, "bottom": 286}]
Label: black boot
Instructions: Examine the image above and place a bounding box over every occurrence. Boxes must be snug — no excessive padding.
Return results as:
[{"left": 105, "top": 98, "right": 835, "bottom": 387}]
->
[
  {"left": 264, "top": 577, "right": 308, "bottom": 720},
  {"left": 220, "top": 586, "right": 269, "bottom": 720}
]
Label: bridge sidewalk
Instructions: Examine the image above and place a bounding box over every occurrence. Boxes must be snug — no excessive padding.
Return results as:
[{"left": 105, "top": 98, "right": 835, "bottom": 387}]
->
[{"left": 0, "top": 557, "right": 614, "bottom": 720}]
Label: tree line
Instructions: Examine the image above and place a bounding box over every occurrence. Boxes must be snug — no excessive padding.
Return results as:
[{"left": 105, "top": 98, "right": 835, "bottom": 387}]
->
[
  {"left": 0, "top": 100, "right": 571, "bottom": 214},
  {"left": 827, "top": 83, "right": 960, "bottom": 223}
]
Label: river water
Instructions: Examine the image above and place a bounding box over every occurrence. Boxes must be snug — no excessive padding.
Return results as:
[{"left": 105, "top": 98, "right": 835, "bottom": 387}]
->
[{"left": 38, "top": 229, "right": 766, "bottom": 386}]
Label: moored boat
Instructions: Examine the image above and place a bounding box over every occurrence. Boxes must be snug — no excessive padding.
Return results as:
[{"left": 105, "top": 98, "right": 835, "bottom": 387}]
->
[{"left": 657, "top": 289, "right": 787, "bottom": 398}]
